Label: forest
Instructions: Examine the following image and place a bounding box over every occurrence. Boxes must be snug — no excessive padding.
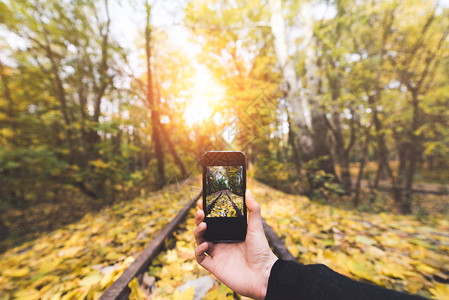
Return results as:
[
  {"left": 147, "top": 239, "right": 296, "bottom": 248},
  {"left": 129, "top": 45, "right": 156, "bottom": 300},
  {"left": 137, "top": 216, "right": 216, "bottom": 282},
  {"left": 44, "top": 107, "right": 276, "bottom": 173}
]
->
[
  {"left": 205, "top": 166, "right": 244, "bottom": 217},
  {"left": 205, "top": 166, "right": 243, "bottom": 196},
  {"left": 0, "top": 0, "right": 448, "bottom": 299}
]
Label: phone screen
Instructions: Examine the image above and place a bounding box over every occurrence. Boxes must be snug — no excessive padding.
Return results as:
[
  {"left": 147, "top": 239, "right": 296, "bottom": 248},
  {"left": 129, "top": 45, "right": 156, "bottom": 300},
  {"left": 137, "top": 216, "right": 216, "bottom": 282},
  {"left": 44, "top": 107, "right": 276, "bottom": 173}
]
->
[
  {"left": 205, "top": 166, "right": 244, "bottom": 218},
  {"left": 202, "top": 151, "right": 247, "bottom": 242}
]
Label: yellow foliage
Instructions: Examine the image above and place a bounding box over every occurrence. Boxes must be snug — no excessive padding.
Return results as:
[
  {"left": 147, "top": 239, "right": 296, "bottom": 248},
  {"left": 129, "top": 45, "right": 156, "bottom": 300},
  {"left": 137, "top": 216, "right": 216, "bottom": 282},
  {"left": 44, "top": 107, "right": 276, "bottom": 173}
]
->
[
  {"left": 250, "top": 178, "right": 448, "bottom": 298},
  {"left": 173, "top": 287, "right": 195, "bottom": 300},
  {"left": 0, "top": 177, "right": 200, "bottom": 299},
  {"left": 285, "top": 235, "right": 299, "bottom": 258},
  {"left": 57, "top": 246, "right": 84, "bottom": 258},
  {"left": 430, "top": 284, "right": 449, "bottom": 300},
  {"left": 2, "top": 267, "right": 30, "bottom": 278},
  {"left": 128, "top": 278, "right": 145, "bottom": 300},
  {"left": 89, "top": 159, "right": 109, "bottom": 169},
  {"left": 1, "top": 176, "right": 447, "bottom": 299},
  {"left": 380, "top": 263, "right": 407, "bottom": 280}
]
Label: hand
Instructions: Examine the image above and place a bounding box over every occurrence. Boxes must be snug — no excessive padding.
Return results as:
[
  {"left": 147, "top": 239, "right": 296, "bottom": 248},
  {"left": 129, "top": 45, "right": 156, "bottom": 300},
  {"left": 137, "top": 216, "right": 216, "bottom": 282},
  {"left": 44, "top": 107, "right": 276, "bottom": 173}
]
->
[{"left": 194, "top": 189, "right": 278, "bottom": 299}]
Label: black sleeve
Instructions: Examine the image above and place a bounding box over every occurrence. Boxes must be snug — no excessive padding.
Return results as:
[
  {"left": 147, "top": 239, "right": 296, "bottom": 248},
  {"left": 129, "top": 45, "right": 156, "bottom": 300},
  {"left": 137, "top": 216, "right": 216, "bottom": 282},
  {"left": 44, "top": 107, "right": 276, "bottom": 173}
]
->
[{"left": 265, "top": 259, "right": 427, "bottom": 300}]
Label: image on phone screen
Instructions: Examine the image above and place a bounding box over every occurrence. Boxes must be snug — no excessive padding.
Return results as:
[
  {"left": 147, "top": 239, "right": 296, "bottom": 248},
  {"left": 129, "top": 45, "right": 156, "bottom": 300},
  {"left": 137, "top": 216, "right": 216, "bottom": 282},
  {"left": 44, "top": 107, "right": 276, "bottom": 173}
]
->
[{"left": 205, "top": 166, "right": 244, "bottom": 218}]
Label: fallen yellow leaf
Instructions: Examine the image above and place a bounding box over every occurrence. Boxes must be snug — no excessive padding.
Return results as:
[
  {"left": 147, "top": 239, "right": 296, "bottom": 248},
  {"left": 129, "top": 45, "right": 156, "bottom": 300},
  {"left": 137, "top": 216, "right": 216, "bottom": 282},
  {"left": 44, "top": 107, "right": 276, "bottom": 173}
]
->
[
  {"left": 173, "top": 287, "right": 195, "bottom": 300},
  {"left": 2, "top": 267, "right": 30, "bottom": 278},
  {"left": 430, "top": 283, "right": 449, "bottom": 300},
  {"left": 128, "top": 277, "right": 145, "bottom": 300}
]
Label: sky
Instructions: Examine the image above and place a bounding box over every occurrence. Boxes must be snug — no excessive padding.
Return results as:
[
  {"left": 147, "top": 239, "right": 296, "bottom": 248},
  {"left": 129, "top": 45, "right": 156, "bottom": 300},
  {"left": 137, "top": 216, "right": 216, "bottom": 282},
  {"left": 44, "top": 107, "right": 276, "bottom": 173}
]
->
[
  {"left": 109, "top": 0, "right": 197, "bottom": 76},
  {"left": 2, "top": 0, "right": 449, "bottom": 67},
  {"left": 2, "top": 0, "right": 448, "bottom": 130},
  {"left": 106, "top": 0, "right": 449, "bottom": 78}
]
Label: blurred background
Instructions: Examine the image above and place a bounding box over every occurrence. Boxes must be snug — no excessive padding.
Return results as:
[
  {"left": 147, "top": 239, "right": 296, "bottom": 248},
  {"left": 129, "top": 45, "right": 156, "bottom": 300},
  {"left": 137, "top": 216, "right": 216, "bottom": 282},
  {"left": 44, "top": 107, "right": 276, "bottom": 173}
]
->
[
  {"left": 1, "top": 0, "right": 448, "bottom": 248},
  {"left": 0, "top": 0, "right": 448, "bottom": 294}
]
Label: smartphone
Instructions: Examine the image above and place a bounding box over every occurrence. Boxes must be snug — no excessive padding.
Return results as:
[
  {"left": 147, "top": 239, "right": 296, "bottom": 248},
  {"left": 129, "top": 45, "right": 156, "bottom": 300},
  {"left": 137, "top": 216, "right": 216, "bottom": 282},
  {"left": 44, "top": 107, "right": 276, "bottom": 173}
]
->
[{"left": 202, "top": 151, "right": 247, "bottom": 242}]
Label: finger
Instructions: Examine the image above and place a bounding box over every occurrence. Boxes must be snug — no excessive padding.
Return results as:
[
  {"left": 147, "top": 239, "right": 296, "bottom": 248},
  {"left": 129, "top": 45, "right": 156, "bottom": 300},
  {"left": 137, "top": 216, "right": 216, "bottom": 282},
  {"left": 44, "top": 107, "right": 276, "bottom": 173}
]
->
[
  {"left": 206, "top": 241, "right": 215, "bottom": 257},
  {"left": 246, "top": 189, "right": 264, "bottom": 231},
  {"left": 246, "top": 189, "right": 261, "bottom": 216},
  {"left": 194, "top": 222, "right": 206, "bottom": 245},
  {"left": 197, "top": 199, "right": 203, "bottom": 210},
  {"left": 195, "top": 242, "right": 213, "bottom": 271},
  {"left": 195, "top": 209, "right": 205, "bottom": 226}
]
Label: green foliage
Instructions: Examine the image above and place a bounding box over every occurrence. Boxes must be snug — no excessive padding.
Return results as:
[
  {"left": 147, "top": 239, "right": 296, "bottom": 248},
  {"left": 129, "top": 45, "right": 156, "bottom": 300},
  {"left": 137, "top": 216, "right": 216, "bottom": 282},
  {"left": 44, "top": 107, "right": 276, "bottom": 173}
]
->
[
  {"left": 304, "top": 158, "right": 345, "bottom": 196},
  {"left": 0, "top": 0, "right": 188, "bottom": 246},
  {"left": 0, "top": 146, "right": 67, "bottom": 208},
  {"left": 216, "top": 178, "right": 228, "bottom": 191},
  {"left": 206, "top": 166, "right": 243, "bottom": 196},
  {"left": 253, "top": 156, "right": 301, "bottom": 194}
]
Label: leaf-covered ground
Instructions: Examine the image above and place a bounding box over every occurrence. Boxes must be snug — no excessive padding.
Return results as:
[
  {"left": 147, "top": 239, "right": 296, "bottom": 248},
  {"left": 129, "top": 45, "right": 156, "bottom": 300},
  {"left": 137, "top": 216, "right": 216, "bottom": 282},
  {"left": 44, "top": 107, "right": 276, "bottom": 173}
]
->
[
  {"left": 147, "top": 178, "right": 449, "bottom": 299},
  {"left": 1, "top": 177, "right": 448, "bottom": 299},
  {"left": 0, "top": 177, "right": 201, "bottom": 300},
  {"left": 252, "top": 179, "right": 449, "bottom": 299},
  {"left": 206, "top": 190, "right": 244, "bottom": 217},
  {"left": 146, "top": 208, "right": 236, "bottom": 299}
]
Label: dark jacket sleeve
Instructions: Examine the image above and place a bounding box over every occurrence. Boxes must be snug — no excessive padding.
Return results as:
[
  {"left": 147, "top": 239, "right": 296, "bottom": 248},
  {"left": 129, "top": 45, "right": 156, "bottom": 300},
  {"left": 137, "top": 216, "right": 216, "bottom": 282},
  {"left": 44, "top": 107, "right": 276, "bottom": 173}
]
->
[{"left": 265, "top": 259, "right": 427, "bottom": 300}]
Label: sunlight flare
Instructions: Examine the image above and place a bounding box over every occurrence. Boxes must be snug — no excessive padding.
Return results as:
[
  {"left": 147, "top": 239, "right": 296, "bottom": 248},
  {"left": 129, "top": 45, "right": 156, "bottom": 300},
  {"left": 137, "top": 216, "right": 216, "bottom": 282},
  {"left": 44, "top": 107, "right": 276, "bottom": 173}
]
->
[{"left": 183, "top": 66, "right": 225, "bottom": 126}]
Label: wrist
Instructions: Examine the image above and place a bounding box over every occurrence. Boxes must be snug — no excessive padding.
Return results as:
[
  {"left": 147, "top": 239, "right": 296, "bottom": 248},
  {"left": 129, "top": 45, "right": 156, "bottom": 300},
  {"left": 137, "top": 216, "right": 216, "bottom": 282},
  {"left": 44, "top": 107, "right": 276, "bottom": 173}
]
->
[{"left": 255, "top": 254, "right": 278, "bottom": 300}]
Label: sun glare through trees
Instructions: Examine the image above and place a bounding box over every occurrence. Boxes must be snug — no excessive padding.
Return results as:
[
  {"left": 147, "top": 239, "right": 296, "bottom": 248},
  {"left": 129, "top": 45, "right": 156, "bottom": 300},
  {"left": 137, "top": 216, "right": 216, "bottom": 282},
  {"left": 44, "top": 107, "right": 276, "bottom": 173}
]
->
[{"left": 183, "top": 66, "right": 226, "bottom": 126}]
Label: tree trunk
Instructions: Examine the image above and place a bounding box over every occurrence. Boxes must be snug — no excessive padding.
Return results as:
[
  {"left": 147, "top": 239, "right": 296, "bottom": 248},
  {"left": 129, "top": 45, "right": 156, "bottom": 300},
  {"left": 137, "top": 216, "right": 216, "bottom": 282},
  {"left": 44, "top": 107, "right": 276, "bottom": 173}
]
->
[
  {"left": 0, "top": 215, "right": 8, "bottom": 245},
  {"left": 154, "top": 74, "right": 186, "bottom": 177},
  {"left": 302, "top": 3, "right": 335, "bottom": 176},
  {"left": 327, "top": 109, "right": 352, "bottom": 191},
  {"left": 269, "top": 0, "right": 314, "bottom": 161},
  {"left": 323, "top": 58, "right": 353, "bottom": 192},
  {"left": 287, "top": 111, "right": 301, "bottom": 176},
  {"left": 88, "top": 0, "right": 112, "bottom": 158},
  {"left": 113, "top": 129, "right": 122, "bottom": 156},
  {"left": 354, "top": 126, "right": 371, "bottom": 207},
  {"left": 374, "top": 160, "right": 383, "bottom": 189},
  {"left": 427, "top": 155, "right": 434, "bottom": 169},
  {"left": 145, "top": 1, "right": 165, "bottom": 189},
  {"left": 311, "top": 108, "right": 336, "bottom": 175},
  {"left": 0, "top": 59, "right": 17, "bottom": 144},
  {"left": 397, "top": 142, "right": 408, "bottom": 185},
  {"left": 403, "top": 91, "right": 420, "bottom": 213},
  {"left": 77, "top": 87, "right": 90, "bottom": 169},
  {"left": 161, "top": 124, "right": 186, "bottom": 176},
  {"left": 368, "top": 94, "right": 403, "bottom": 207},
  {"left": 45, "top": 43, "right": 76, "bottom": 164},
  {"left": 269, "top": 0, "right": 335, "bottom": 180},
  {"left": 340, "top": 150, "right": 352, "bottom": 192}
]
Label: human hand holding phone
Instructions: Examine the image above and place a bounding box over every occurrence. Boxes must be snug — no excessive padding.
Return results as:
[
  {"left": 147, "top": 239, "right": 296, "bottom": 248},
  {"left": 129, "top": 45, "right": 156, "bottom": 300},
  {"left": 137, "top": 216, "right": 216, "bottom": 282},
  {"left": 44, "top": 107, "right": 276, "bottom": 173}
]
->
[{"left": 194, "top": 189, "right": 278, "bottom": 300}]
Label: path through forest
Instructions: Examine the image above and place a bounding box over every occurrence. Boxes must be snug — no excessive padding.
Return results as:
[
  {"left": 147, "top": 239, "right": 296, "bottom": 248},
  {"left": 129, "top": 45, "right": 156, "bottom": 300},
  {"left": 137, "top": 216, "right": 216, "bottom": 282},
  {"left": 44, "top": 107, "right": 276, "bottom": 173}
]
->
[
  {"left": 0, "top": 177, "right": 448, "bottom": 299},
  {"left": 205, "top": 190, "right": 244, "bottom": 217}
]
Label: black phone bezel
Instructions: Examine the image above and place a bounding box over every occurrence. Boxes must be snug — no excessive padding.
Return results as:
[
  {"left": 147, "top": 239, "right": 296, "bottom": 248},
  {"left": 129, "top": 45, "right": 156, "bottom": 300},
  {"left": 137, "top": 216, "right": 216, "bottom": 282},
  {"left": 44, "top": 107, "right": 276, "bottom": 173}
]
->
[{"left": 202, "top": 151, "right": 247, "bottom": 242}]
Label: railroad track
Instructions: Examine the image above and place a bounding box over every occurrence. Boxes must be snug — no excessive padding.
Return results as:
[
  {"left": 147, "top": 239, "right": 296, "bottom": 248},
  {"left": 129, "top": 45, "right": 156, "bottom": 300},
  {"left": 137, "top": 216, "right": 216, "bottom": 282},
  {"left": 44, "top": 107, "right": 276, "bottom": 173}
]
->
[
  {"left": 101, "top": 190, "right": 296, "bottom": 299},
  {"left": 223, "top": 190, "right": 244, "bottom": 217},
  {"left": 206, "top": 190, "right": 244, "bottom": 217},
  {"left": 205, "top": 190, "right": 223, "bottom": 214}
]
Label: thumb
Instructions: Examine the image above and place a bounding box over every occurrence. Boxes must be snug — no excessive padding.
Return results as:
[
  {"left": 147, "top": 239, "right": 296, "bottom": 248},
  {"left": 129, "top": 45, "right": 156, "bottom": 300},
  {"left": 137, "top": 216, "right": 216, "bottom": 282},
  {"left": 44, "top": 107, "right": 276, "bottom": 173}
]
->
[{"left": 246, "top": 189, "right": 264, "bottom": 231}]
